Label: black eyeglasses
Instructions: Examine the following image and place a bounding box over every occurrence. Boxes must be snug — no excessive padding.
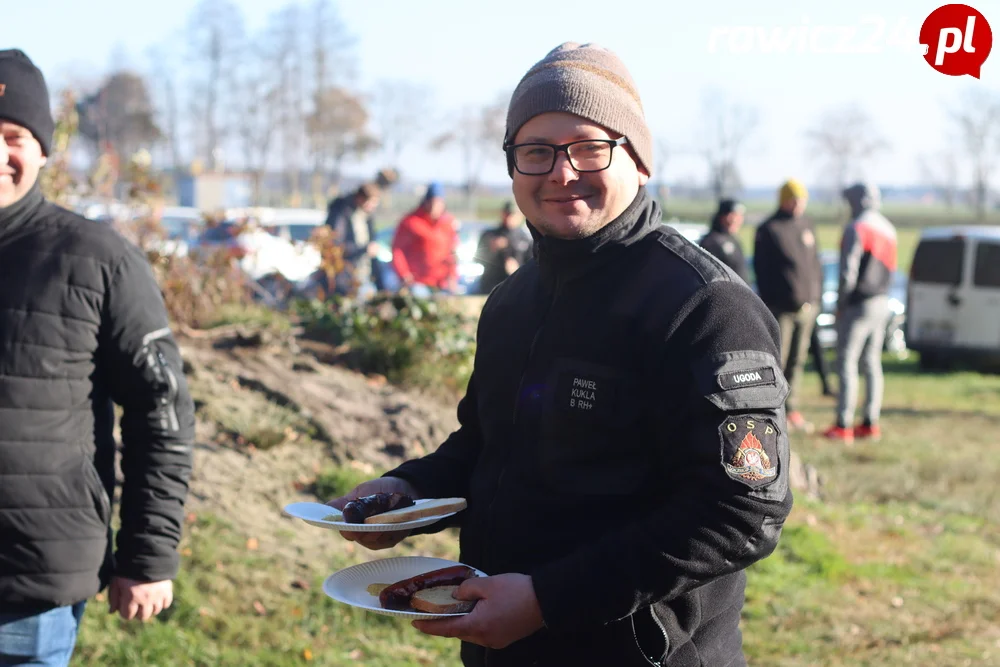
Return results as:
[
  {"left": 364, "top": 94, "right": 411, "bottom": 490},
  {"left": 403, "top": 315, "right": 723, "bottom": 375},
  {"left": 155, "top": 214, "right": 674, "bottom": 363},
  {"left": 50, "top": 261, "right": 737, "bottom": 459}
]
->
[{"left": 504, "top": 137, "right": 629, "bottom": 175}]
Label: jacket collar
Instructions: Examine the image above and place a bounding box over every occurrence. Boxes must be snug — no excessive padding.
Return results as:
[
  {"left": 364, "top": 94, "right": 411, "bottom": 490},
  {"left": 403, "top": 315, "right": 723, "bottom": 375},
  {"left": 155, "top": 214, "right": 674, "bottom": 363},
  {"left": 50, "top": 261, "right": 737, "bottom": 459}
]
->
[
  {"left": 0, "top": 181, "right": 44, "bottom": 230},
  {"left": 527, "top": 186, "right": 661, "bottom": 284}
]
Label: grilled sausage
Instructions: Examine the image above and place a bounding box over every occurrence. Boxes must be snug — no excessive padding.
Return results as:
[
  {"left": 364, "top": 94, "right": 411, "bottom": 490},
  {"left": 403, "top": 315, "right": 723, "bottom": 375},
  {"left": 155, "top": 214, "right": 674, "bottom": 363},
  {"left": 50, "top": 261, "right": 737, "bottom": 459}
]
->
[
  {"left": 378, "top": 565, "right": 478, "bottom": 611},
  {"left": 342, "top": 492, "right": 415, "bottom": 524}
]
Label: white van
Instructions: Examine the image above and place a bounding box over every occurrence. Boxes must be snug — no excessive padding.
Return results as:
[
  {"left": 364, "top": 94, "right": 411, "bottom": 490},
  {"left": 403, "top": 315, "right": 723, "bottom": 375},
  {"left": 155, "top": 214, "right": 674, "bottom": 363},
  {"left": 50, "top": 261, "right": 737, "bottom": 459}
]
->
[{"left": 906, "top": 226, "right": 1000, "bottom": 369}]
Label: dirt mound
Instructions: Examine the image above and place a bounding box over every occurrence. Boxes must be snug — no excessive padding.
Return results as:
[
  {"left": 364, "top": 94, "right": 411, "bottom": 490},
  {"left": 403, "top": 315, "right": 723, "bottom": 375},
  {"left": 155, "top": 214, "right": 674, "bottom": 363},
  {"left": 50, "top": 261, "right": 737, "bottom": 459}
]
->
[{"left": 172, "top": 330, "right": 461, "bottom": 562}]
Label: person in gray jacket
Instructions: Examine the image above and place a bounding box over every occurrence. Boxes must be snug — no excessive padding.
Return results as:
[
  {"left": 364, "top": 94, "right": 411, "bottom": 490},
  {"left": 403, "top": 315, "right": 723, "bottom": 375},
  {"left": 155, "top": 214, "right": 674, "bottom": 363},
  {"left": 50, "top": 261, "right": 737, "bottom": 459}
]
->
[{"left": 823, "top": 182, "right": 897, "bottom": 443}]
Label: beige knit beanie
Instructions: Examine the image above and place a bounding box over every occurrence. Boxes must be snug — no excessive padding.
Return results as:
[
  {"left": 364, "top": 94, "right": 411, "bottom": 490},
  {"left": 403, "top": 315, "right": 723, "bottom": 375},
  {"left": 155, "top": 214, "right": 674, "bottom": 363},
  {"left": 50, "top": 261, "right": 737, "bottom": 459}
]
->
[{"left": 504, "top": 42, "right": 653, "bottom": 177}]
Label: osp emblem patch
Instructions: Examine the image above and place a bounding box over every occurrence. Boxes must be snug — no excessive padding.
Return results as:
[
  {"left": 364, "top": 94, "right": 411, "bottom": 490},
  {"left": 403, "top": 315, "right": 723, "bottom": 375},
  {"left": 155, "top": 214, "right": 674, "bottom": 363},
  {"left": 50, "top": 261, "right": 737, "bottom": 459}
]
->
[{"left": 721, "top": 417, "right": 779, "bottom": 488}]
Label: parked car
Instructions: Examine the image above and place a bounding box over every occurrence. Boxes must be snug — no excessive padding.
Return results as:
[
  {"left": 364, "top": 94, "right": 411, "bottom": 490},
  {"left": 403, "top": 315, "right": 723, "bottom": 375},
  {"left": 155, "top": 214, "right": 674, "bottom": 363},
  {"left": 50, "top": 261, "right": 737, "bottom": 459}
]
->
[
  {"left": 906, "top": 226, "right": 1000, "bottom": 370},
  {"left": 157, "top": 206, "right": 203, "bottom": 257},
  {"left": 189, "top": 215, "right": 322, "bottom": 299}
]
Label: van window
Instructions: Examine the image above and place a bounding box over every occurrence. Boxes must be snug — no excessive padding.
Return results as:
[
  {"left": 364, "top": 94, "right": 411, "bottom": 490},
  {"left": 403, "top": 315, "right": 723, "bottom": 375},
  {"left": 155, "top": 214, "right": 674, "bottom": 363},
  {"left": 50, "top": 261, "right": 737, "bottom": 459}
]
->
[
  {"left": 911, "top": 238, "right": 964, "bottom": 286},
  {"left": 973, "top": 241, "right": 1000, "bottom": 288}
]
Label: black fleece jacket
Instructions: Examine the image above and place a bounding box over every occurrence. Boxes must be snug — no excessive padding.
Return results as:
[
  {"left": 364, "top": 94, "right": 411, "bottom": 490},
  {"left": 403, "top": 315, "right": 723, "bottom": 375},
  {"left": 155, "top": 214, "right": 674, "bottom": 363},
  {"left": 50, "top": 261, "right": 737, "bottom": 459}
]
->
[
  {"left": 752, "top": 209, "right": 823, "bottom": 313},
  {"left": 388, "top": 187, "right": 793, "bottom": 667},
  {"left": 0, "top": 185, "right": 195, "bottom": 611}
]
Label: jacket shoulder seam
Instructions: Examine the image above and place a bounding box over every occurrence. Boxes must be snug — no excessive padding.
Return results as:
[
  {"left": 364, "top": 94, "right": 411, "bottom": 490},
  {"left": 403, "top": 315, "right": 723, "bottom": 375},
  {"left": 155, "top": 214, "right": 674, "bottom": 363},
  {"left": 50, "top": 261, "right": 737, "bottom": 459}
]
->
[{"left": 652, "top": 230, "right": 734, "bottom": 286}]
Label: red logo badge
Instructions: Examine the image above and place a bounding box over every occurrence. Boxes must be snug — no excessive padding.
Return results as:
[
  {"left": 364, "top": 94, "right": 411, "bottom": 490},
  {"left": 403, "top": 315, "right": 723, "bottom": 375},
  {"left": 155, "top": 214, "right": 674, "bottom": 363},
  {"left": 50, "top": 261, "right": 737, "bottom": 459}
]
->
[
  {"left": 724, "top": 431, "right": 777, "bottom": 482},
  {"left": 920, "top": 4, "right": 992, "bottom": 78}
]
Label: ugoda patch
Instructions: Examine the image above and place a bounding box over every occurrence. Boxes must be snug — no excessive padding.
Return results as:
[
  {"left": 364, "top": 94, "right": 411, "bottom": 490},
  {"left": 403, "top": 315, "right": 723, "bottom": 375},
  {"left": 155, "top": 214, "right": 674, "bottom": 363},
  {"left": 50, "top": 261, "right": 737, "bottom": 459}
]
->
[
  {"left": 716, "top": 366, "right": 776, "bottom": 391},
  {"left": 720, "top": 416, "right": 780, "bottom": 488}
]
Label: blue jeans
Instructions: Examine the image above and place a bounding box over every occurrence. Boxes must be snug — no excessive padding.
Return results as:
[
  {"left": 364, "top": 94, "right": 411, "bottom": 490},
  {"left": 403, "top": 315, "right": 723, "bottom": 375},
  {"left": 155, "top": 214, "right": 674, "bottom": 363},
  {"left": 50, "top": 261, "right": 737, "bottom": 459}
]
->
[{"left": 0, "top": 602, "right": 86, "bottom": 667}]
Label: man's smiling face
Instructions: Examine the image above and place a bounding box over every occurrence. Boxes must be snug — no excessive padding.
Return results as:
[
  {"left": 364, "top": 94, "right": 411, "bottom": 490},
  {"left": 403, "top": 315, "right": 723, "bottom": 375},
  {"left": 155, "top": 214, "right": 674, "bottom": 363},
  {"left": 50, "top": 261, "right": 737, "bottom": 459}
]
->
[
  {"left": 0, "top": 120, "right": 46, "bottom": 208},
  {"left": 510, "top": 112, "right": 648, "bottom": 240}
]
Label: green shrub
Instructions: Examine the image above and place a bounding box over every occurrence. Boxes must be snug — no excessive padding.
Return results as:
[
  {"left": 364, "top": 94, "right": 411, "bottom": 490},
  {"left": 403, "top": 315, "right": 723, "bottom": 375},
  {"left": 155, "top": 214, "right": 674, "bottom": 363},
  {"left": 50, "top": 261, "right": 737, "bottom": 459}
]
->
[
  {"left": 295, "top": 293, "right": 476, "bottom": 395},
  {"left": 313, "top": 466, "right": 381, "bottom": 501}
]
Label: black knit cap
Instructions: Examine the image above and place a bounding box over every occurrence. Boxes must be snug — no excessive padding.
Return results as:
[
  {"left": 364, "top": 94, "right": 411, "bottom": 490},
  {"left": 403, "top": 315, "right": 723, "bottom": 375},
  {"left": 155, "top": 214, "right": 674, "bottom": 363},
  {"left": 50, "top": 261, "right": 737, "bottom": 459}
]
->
[{"left": 0, "top": 49, "right": 54, "bottom": 156}]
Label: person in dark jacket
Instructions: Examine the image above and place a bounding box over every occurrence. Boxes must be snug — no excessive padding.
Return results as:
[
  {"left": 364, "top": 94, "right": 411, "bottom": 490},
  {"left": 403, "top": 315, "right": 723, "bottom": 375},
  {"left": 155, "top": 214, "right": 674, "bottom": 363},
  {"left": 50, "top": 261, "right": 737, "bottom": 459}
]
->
[
  {"left": 753, "top": 179, "right": 823, "bottom": 433},
  {"left": 823, "top": 182, "right": 897, "bottom": 443},
  {"left": 0, "top": 50, "right": 195, "bottom": 667},
  {"left": 474, "top": 201, "right": 533, "bottom": 294},
  {"left": 327, "top": 42, "right": 792, "bottom": 667},
  {"left": 324, "top": 182, "right": 381, "bottom": 295},
  {"left": 699, "top": 198, "right": 750, "bottom": 284}
]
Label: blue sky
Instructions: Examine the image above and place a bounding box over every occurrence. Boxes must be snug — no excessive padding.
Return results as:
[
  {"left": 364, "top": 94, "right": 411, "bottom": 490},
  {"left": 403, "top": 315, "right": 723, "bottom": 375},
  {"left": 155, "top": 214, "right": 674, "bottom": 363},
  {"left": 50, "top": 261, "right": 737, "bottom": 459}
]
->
[{"left": 4, "top": 0, "right": 997, "bottom": 190}]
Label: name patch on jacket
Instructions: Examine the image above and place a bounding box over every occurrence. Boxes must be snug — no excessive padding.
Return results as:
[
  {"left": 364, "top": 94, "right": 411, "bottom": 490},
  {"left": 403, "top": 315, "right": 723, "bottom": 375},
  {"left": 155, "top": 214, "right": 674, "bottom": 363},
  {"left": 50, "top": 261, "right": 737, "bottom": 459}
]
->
[
  {"left": 720, "top": 416, "right": 780, "bottom": 489},
  {"left": 716, "top": 367, "right": 776, "bottom": 391},
  {"left": 555, "top": 371, "right": 614, "bottom": 418}
]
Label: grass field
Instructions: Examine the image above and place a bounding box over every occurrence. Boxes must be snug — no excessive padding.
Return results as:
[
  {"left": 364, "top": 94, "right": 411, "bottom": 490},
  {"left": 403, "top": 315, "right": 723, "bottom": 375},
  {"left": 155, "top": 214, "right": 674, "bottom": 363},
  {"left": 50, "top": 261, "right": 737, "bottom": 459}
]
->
[{"left": 70, "top": 354, "right": 1000, "bottom": 666}]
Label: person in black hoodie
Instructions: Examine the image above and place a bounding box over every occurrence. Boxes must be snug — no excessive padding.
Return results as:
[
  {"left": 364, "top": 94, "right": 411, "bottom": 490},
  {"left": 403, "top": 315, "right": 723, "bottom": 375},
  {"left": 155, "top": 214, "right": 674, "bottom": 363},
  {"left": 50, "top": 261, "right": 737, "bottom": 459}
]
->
[
  {"left": 753, "top": 179, "right": 823, "bottom": 433},
  {"left": 0, "top": 50, "right": 194, "bottom": 667},
  {"left": 474, "top": 201, "right": 533, "bottom": 294},
  {"left": 327, "top": 42, "right": 792, "bottom": 667},
  {"left": 699, "top": 198, "right": 750, "bottom": 284}
]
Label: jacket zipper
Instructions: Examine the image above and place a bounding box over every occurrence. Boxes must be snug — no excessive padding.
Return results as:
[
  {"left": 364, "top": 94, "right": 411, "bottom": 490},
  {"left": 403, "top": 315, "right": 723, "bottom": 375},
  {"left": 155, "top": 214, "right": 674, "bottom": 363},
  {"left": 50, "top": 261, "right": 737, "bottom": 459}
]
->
[
  {"left": 483, "top": 277, "right": 560, "bottom": 574},
  {"left": 630, "top": 606, "right": 669, "bottom": 666},
  {"left": 157, "top": 350, "right": 181, "bottom": 432}
]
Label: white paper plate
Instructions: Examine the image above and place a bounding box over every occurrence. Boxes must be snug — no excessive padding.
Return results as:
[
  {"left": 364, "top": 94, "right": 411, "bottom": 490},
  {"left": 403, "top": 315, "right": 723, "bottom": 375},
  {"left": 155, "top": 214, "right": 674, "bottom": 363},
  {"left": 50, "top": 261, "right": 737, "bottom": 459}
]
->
[
  {"left": 323, "top": 556, "right": 487, "bottom": 619},
  {"left": 282, "top": 500, "right": 462, "bottom": 533}
]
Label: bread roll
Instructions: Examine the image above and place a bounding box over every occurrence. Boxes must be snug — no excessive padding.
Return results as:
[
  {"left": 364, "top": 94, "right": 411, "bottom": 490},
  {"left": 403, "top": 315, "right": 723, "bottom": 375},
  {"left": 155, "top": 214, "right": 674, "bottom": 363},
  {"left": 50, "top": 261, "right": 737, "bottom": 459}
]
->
[
  {"left": 363, "top": 497, "right": 467, "bottom": 524},
  {"left": 409, "top": 585, "right": 475, "bottom": 614}
]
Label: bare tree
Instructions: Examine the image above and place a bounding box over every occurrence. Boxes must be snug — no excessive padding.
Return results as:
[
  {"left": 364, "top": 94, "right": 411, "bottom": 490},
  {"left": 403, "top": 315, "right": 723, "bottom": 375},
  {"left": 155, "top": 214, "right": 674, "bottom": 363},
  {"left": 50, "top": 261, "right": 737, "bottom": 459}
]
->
[
  {"left": 918, "top": 151, "right": 960, "bottom": 209},
  {"left": 308, "top": 0, "right": 358, "bottom": 202},
  {"left": 186, "top": 0, "right": 244, "bottom": 171},
  {"left": 805, "top": 104, "right": 889, "bottom": 198},
  {"left": 950, "top": 88, "right": 1000, "bottom": 221},
  {"left": 700, "top": 93, "right": 758, "bottom": 199},
  {"left": 145, "top": 44, "right": 183, "bottom": 176},
  {"left": 76, "top": 71, "right": 162, "bottom": 163},
  {"left": 305, "top": 86, "right": 378, "bottom": 188},
  {"left": 229, "top": 39, "right": 282, "bottom": 205},
  {"left": 374, "top": 80, "right": 433, "bottom": 167},
  {"left": 430, "top": 91, "right": 510, "bottom": 202},
  {"left": 264, "top": 4, "right": 307, "bottom": 203}
]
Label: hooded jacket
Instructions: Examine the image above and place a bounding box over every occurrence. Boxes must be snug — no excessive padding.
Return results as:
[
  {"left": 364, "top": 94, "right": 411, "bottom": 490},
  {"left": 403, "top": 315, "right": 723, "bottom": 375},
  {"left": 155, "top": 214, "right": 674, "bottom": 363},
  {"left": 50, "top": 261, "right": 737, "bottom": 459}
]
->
[
  {"left": 0, "top": 185, "right": 195, "bottom": 611},
  {"left": 838, "top": 183, "right": 898, "bottom": 309},
  {"left": 388, "top": 188, "right": 793, "bottom": 667}
]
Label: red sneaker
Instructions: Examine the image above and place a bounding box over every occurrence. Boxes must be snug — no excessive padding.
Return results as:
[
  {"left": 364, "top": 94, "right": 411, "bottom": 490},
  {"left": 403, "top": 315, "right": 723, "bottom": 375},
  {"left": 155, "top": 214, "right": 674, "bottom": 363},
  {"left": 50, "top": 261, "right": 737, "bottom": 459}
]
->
[
  {"left": 823, "top": 425, "right": 855, "bottom": 443},
  {"left": 787, "top": 411, "right": 815, "bottom": 434},
  {"left": 855, "top": 423, "right": 881, "bottom": 440}
]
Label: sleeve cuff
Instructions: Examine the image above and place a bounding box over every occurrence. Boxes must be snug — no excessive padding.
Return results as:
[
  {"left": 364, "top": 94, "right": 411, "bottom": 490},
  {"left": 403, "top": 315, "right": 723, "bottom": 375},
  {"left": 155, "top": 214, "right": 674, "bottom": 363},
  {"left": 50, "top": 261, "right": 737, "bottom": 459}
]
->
[
  {"left": 113, "top": 551, "right": 179, "bottom": 583},
  {"left": 530, "top": 560, "right": 593, "bottom": 631}
]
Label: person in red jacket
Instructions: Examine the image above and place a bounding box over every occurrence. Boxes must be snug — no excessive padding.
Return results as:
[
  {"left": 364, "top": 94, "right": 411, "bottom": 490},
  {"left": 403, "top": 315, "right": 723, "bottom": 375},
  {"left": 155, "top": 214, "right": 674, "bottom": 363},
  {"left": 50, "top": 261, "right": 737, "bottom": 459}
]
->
[{"left": 391, "top": 182, "right": 459, "bottom": 292}]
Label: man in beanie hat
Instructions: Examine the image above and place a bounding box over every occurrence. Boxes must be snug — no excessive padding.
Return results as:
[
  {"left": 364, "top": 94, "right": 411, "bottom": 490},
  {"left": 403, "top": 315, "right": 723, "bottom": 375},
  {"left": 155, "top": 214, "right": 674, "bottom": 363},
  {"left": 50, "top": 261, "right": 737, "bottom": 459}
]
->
[
  {"left": 328, "top": 43, "right": 791, "bottom": 667},
  {"left": 0, "top": 50, "right": 193, "bottom": 666},
  {"left": 699, "top": 198, "right": 750, "bottom": 284},
  {"left": 753, "top": 179, "right": 823, "bottom": 433}
]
